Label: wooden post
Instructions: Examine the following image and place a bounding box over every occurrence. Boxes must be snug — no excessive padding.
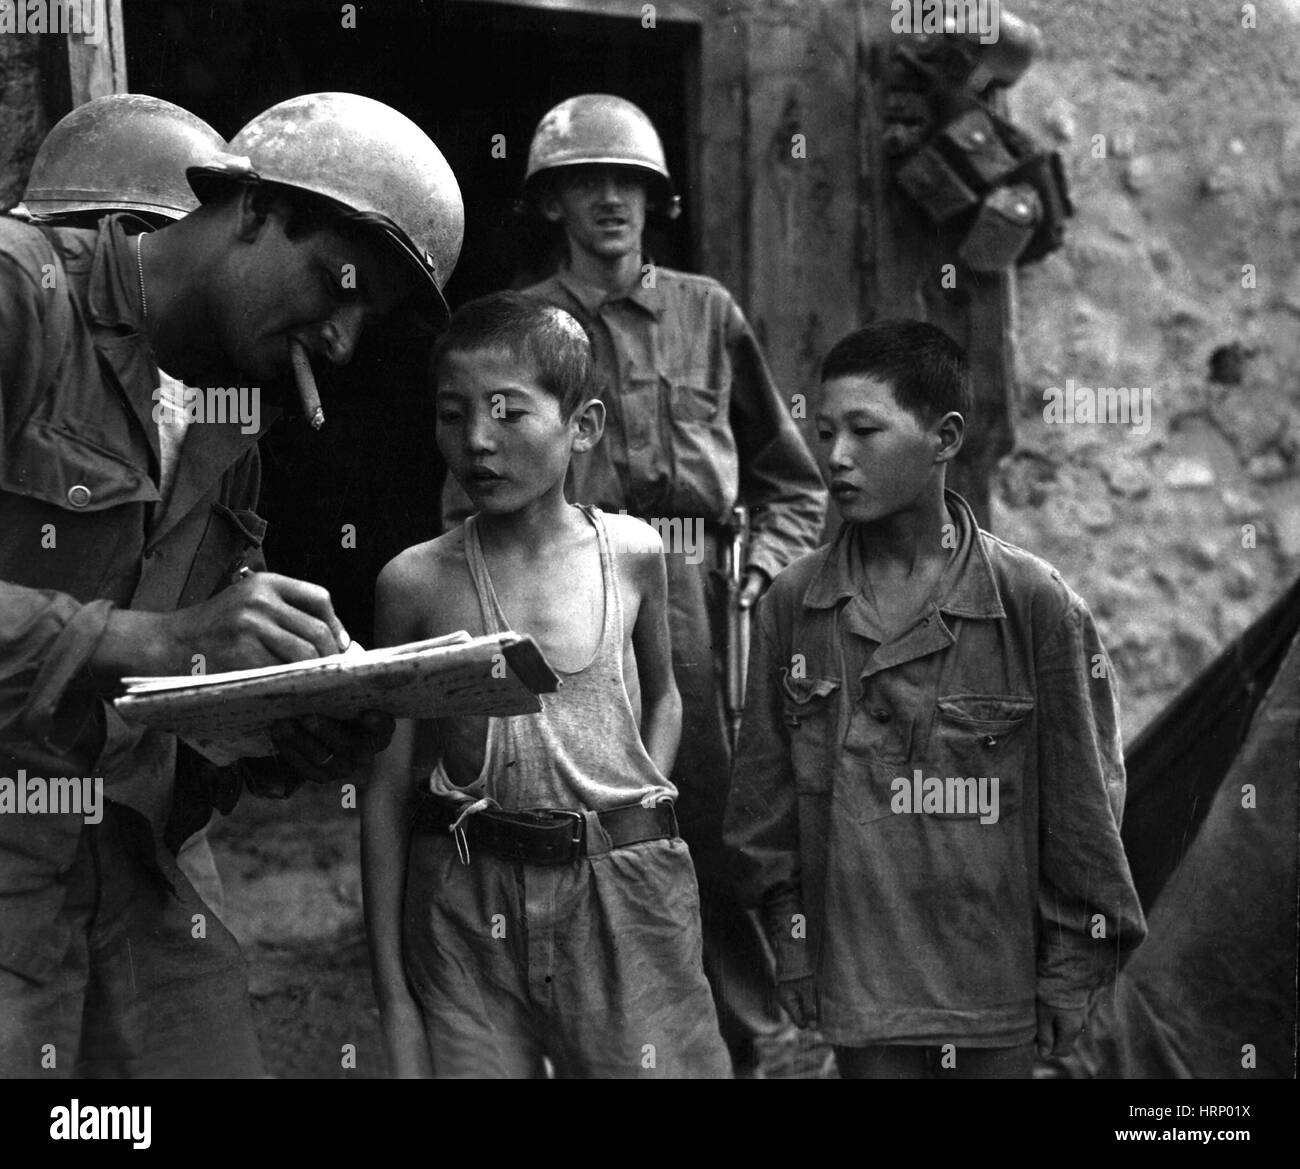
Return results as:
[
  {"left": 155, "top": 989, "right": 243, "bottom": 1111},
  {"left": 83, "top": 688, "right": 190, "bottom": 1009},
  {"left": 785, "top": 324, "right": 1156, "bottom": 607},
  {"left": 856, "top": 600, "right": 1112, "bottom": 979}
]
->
[
  {"left": 65, "top": 0, "right": 128, "bottom": 106},
  {"left": 856, "top": 0, "right": 1017, "bottom": 530},
  {"left": 696, "top": 0, "right": 1017, "bottom": 530},
  {"left": 696, "top": 0, "right": 863, "bottom": 461}
]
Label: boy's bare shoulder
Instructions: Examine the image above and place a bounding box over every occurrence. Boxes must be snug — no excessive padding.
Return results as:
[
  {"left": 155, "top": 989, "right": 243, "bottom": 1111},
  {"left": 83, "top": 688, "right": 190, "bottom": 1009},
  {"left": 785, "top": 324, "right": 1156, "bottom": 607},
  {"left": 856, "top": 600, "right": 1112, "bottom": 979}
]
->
[
  {"left": 603, "top": 509, "right": 664, "bottom": 554},
  {"left": 602, "top": 511, "right": 665, "bottom": 592},
  {"left": 379, "top": 530, "right": 467, "bottom": 591},
  {"left": 376, "top": 528, "right": 481, "bottom": 634}
]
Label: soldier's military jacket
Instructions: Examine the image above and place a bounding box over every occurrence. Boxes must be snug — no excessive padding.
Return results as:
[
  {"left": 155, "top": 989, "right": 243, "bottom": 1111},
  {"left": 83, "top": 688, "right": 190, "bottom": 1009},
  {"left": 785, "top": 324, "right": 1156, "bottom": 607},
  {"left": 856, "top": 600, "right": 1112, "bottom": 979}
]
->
[{"left": 0, "top": 215, "right": 273, "bottom": 981}]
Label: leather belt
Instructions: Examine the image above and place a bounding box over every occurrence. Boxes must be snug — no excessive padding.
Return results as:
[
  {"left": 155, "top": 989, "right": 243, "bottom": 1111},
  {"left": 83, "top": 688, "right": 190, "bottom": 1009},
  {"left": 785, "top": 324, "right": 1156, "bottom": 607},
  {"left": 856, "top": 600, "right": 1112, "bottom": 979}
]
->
[{"left": 411, "top": 791, "right": 678, "bottom": 865}]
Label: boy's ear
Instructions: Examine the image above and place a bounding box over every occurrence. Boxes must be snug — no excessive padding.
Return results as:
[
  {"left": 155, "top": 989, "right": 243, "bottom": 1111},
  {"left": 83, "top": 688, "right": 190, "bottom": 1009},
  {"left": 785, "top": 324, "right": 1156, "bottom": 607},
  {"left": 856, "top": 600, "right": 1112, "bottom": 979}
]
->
[
  {"left": 571, "top": 398, "right": 606, "bottom": 453},
  {"left": 933, "top": 410, "right": 965, "bottom": 465}
]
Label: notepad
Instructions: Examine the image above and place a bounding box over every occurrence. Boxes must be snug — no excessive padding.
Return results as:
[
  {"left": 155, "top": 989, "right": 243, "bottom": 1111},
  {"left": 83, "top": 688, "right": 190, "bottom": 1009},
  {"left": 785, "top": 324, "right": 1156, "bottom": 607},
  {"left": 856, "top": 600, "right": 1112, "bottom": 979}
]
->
[{"left": 114, "top": 631, "right": 559, "bottom": 766}]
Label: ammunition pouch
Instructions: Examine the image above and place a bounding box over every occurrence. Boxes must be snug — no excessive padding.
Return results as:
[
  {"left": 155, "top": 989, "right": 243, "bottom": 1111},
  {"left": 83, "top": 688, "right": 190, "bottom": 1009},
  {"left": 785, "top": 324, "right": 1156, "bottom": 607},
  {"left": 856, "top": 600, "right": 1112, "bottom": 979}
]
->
[
  {"left": 896, "top": 145, "right": 981, "bottom": 224},
  {"left": 884, "top": 21, "right": 1070, "bottom": 269},
  {"left": 895, "top": 104, "right": 1071, "bottom": 269},
  {"left": 958, "top": 182, "right": 1041, "bottom": 272}
]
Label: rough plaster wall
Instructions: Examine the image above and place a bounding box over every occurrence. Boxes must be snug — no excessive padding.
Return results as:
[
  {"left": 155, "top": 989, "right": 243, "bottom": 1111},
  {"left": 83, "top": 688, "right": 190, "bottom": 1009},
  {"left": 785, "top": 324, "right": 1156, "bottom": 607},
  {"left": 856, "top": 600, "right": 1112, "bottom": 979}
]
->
[{"left": 998, "top": 0, "right": 1300, "bottom": 738}]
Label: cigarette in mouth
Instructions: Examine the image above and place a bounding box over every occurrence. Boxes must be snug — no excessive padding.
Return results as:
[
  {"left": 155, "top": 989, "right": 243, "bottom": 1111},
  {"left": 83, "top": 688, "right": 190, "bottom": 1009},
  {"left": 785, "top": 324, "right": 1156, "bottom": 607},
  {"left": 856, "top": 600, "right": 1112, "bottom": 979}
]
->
[{"left": 289, "top": 338, "right": 324, "bottom": 430}]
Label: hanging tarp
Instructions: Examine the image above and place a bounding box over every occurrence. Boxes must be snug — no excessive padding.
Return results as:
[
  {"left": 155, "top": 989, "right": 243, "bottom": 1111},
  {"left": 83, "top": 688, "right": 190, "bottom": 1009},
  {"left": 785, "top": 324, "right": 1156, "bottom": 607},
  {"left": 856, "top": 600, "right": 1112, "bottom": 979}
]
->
[{"left": 1071, "top": 575, "right": 1300, "bottom": 1078}]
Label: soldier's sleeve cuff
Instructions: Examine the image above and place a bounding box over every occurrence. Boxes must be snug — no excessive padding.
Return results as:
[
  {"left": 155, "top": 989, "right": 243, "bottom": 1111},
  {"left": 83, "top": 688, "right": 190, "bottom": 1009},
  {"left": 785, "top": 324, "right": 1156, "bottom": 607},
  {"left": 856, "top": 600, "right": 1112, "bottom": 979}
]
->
[
  {"left": 744, "top": 546, "right": 784, "bottom": 588},
  {"left": 762, "top": 893, "right": 815, "bottom": 980},
  {"left": 22, "top": 598, "right": 116, "bottom": 754}
]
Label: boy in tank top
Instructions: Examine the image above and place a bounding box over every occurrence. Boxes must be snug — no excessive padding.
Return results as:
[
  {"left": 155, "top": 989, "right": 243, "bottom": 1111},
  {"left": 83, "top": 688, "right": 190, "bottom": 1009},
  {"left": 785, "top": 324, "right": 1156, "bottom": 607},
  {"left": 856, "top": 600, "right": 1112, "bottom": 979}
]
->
[{"left": 362, "top": 291, "right": 730, "bottom": 1078}]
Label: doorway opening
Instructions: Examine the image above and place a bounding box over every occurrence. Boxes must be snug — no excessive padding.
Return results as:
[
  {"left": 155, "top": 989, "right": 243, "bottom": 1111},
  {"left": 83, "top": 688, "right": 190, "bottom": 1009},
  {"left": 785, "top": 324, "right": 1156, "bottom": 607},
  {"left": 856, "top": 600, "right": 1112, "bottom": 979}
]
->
[{"left": 124, "top": 0, "right": 700, "bottom": 641}]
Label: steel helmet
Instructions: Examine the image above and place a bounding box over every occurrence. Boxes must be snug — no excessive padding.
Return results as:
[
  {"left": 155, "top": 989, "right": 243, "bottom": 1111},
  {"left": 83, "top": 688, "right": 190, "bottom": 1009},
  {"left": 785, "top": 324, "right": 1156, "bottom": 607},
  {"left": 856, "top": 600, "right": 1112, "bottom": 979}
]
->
[
  {"left": 188, "top": 93, "right": 464, "bottom": 322},
  {"left": 21, "top": 94, "right": 224, "bottom": 221},
  {"left": 524, "top": 94, "right": 680, "bottom": 218}
]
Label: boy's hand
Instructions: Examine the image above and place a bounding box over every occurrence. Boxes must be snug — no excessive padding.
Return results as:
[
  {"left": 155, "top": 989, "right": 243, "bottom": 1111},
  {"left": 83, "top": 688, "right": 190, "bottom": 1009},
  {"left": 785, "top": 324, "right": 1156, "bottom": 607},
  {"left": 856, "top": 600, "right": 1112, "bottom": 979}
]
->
[
  {"left": 775, "top": 975, "right": 819, "bottom": 1029},
  {"left": 1035, "top": 1000, "right": 1087, "bottom": 1058},
  {"left": 378, "top": 992, "right": 434, "bottom": 1078}
]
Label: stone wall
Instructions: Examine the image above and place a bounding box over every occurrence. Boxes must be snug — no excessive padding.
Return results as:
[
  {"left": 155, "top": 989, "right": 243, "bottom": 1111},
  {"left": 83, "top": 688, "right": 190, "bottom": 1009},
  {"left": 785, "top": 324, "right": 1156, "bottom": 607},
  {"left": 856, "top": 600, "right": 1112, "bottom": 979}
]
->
[{"left": 998, "top": 0, "right": 1300, "bottom": 737}]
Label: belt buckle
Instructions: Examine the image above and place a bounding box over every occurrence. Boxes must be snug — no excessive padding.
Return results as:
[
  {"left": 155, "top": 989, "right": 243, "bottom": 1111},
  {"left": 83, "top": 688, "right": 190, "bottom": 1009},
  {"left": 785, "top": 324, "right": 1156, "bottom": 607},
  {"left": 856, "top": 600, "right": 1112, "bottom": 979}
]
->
[{"left": 549, "top": 809, "right": 586, "bottom": 860}]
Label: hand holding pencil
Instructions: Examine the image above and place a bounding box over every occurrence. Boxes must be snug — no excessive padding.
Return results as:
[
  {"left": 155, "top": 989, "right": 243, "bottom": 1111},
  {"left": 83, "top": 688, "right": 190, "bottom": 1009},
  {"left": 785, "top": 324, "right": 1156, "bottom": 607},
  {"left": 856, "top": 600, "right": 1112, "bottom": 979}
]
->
[{"left": 157, "top": 569, "right": 353, "bottom": 674}]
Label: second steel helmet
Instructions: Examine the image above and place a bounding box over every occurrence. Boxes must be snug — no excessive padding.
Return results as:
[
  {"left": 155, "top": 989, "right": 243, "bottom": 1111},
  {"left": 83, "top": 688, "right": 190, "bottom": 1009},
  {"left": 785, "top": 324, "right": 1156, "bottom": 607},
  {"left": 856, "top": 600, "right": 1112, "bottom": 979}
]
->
[
  {"left": 21, "top": 93, "right": 225, "bottom": 222},
  {"left": 188, "top": 93, "right": 465, "bottom": 322},
  {"left": 524, "top": 94, "right": 680, "bottom": 218}
]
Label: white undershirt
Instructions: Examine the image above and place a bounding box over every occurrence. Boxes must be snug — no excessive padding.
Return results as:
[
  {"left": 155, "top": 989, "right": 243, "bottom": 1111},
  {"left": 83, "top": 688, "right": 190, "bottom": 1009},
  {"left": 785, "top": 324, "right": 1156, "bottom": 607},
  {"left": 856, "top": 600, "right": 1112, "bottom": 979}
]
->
[{"left": 155, "top": 372, "right": 192, "bottom": 506}]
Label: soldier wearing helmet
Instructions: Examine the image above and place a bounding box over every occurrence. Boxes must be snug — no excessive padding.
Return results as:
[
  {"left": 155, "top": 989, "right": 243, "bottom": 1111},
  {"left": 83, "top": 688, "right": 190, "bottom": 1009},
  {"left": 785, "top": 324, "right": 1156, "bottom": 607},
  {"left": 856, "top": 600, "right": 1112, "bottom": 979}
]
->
[
  {"left": 447, "top": 94, "right": 827, "bottom": 1075},
  {"left": 5, "top": 94, "right": 238, "bottom": 922},
  {"left": 0, "top": 92, "right": 464, "bottom": 1078},
  {"left": 8, "top": 93, "right": 224, "bottom": 227}
]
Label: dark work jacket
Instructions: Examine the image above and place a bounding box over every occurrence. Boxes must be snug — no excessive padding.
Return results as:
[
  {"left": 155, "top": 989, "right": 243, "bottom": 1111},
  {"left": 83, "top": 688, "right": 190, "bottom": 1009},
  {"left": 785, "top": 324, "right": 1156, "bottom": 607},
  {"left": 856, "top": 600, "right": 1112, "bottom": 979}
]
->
[
  {"left": 724, "top": 491, "right": 1148, "bottom": 1046},
  {"left": 0, "top": 215, "right": 275, "bottom": 982}
]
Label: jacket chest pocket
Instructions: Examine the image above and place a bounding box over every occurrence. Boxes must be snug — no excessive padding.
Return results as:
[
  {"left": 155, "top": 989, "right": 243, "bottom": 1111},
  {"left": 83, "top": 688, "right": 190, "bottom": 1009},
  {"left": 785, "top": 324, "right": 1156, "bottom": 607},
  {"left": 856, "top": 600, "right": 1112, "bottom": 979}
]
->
[
  {"left": 0, "top": 421, "right": 158, "bottom": 599},
  {"left": 619, "top": 373, "right": 664, "bottom": 450},
  {"left": 784, "top": 675, "right": 912, "bottom": 825},
  {"left": 780, "top": 671, "right": 840, "bottom": 794},
  {"left": 844, "top": 695, "right": 913, "bottom": 766},
  {"left": 2, "top": 419, "right": 158, "bottom": 512},
  {"left": 177, "top": 502, "right": 268, "bottom": 607},
  {"left": 669, "top": 377, "right": 722, "bottom": 426},
  {"left": 923, "top": 693, "right": 1034, "bottom": 822}
]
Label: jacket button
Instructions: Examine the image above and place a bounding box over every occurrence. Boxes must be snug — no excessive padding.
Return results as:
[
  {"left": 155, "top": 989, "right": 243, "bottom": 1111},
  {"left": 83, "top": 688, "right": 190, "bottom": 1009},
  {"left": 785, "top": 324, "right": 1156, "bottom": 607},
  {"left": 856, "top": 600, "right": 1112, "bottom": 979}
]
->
[
  {"left": 983, "top": 734, "right": 998, "bottom": 748},
  {"left": 872, "top": 708, "right": 891, "bottom": 723},
  {"left": 67, "top": 484, "right": 91, "bottom": 508}
]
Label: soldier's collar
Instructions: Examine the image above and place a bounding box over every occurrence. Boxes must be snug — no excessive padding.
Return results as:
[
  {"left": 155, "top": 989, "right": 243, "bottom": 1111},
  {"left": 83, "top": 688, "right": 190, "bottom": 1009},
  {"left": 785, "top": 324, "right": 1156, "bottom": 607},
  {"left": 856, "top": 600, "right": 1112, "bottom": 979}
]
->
[
  {"left": 555, "top": 259, "right": 663, "bottom": 318},
  {"left": 87, "top": 214, "right": 148, "bottom": 332}
]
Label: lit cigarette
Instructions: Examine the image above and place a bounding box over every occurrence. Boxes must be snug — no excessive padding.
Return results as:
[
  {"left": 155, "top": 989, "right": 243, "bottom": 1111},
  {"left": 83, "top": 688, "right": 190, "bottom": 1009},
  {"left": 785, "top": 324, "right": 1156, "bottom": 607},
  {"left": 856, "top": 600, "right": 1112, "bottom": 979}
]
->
[{"left": 289, "top": 338, "right": 324, "bottom": 430}]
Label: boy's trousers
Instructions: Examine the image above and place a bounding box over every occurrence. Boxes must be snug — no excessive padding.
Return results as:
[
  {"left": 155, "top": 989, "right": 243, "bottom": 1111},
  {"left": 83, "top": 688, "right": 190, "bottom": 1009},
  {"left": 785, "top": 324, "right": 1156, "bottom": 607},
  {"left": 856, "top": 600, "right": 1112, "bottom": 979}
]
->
[
  {"left": 403, "top": 829, "right": 732, "bottom": 1078},
  {"left": 0, "top": 801, "right": 263, "bottom": 1077}
]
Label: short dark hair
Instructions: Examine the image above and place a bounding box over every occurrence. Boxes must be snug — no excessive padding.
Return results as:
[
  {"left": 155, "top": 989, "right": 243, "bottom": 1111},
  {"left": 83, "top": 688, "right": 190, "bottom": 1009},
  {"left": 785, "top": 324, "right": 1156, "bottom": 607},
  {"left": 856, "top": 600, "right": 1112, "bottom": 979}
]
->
[
  {"left": 820, "top": 320, "right": 972, "bottom": 423},
  {"left": 431, "top": 290, "right": 596, "bottom": 418}
]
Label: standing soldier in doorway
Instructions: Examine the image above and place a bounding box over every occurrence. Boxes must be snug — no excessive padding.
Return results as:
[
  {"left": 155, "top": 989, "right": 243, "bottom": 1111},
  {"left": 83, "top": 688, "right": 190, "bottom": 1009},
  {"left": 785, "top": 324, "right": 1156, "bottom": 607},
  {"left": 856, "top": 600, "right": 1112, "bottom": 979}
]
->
[{"left": 447, "top": 94, "right": 827, "bottom": 1075}]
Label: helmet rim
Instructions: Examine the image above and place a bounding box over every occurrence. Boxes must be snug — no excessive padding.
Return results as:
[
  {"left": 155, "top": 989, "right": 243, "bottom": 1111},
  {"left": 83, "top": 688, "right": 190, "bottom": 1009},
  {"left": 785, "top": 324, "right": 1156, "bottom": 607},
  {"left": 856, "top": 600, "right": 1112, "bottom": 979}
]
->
[
  {"left": 186, "top": 165, "right": 452, "bottom": 327},
  {"left": 185, "top": 93, "right": 463, "bottom": 326}
]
